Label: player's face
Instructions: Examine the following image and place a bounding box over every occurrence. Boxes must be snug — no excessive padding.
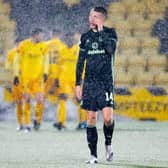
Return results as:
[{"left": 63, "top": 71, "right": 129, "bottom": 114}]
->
[
  {"left": 51, "top": 32, "right": 59, "bottom": 39},
  {"left": 73, "top": 33, "right": 81, "bottom": 43},
  {"left": 89, "top": 9, "right": 105, "bottom": 29},
  {"left": 35, "top": 32, "right": 44, "bottom": 43}
]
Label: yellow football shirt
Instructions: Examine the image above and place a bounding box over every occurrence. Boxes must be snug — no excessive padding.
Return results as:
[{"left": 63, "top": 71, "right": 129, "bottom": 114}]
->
[
  {"left": 14, "top": 39, "right": 49, "bottom": 83},
  {"left": 47, "top": 38, "right": 66, "bottom": 79}
]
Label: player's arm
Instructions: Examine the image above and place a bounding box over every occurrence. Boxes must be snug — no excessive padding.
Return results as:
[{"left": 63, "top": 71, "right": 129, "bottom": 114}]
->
[
  {"left": 75, "top": 34, "right": 86, "bottom": 86},
  {"left": 43, "top": 53, "right": 49, "bottom": 82},
  {"left": 99, "top": 28, "right": 117, "bottom": 56},
  {"left": 75, "top": 34, "right": 86, "bottom": 100},
  {"left": 13, "top": 54, "right": 20, "bottom": 85}
]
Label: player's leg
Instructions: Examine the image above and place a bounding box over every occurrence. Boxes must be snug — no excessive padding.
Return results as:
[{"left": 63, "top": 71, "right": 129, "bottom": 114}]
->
[
  {"left": 86, "top": 110, "right": 98, "bottom": 164},
  {"left": 77, "top": 104, "right": 87, "bottom": 129},
  {"left": 12, "top": 85, "right": 24, "bottom": 131},
  {"left": 53, "top": 80, "right": 67, "bottom": 130},
  {"left": 73, "top": 83, "right": 87, "bottom": 130},
  {"left": 97, "top": 89, "right": 115, "bottom": 161},
  {"left": 34, "top": 92, "right": 45, "bottom": 130},
  {"left": 23, "top": 92, "right": 31, "bottom": 132},
  {"left": 81, "top": 84, "right": 99, "bottom": 163},
  {"left": 80, "top": 108, "right": 87, "bottom": 128},
  {"left": 45, "top": 78, "right": 57, "bottom": 105},
  {"left": 48, "top": 88, "right": 58, "bottom": 105},
  {"left": 30, "top": 80, "right": 45, "bottom": 130},
  {"left": 54, "top": 93, "right": 67, "bottom": 130},
  {"left": 15, "top": 102, "right": 24, "bottom": 131},
  {"left": 102, "top": 107, "right": 115, "bottom": 161}
]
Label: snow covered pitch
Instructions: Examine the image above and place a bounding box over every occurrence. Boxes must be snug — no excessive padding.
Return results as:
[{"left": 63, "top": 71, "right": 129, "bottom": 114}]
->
[{"left": 0, "top": 121, "right": 168, "bottom": 168}]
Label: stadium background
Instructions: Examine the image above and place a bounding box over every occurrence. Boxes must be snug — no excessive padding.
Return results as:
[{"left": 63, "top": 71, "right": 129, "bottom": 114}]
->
[
  {"left": 0, "top": 0, "right": 168, "bottom": 121},
  {"left": 0, "top": 1, "right": 168, "bottom": 168}
]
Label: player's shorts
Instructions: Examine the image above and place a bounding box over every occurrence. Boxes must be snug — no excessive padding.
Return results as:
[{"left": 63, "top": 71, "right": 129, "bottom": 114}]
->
[
  {"left": 45, "top": 77, "right": 57, "bottom": 96},
  {"left": 12, "top": 84, "right": 23, "bottom": 101},
  {"left": 81, "top": 81, "right": 115, "bottom": 111},
  {"left": 45, "top": 77, "right": 59, "bottom": 103},
  {"left": 22, "top": 79, "right": 44, "bottom": 97},
  {"left": 59, "top": 80, "right": 75, "bottom": 98}
]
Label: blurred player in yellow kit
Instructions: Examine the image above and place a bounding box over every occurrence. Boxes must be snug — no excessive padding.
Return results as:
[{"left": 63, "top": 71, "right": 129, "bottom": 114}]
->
[
  {"left": 5, "top": 44, "right": 17, "bottom": 103},
  {"left": 46, "top": 29, "right": 69, "bottom": 130},
  {"left": 73, "top": 33, "right": 87, "bottom": 130},
  {"left": 45, "top": 29, "right": 66, "bottom": 130},
  {"left": 54, "top": 32, "right": 86, "bottom": 130},
  {"left": 13, "top": 28, "right": 49, "bottom": 132},
  {"left": 5, "top": 39, "right": 24, "bottom": 131},
  {"left": 46, "top": 29, "right": 66, "bottom": 106}
]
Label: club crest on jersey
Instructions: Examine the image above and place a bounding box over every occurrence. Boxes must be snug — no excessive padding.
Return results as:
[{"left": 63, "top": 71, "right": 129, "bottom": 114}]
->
[{"left": 92, "top": 42, "right": 98, "bottom": 49}]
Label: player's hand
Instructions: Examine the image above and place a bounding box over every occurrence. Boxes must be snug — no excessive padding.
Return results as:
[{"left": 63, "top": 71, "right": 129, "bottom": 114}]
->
[
  {"left": 13, "top": 76, "right": 19, "bottom": 86},
  {"left": 43, "top": 74, "right": 48, "bottom": 83},
  {"left": 75, "top": 85, "right": 82, "bottom": 100},
  {"left": 96, "top": 20, "right": 103, "bottom": 32},
  {"left": 54, "top": 79, "right": 59, "bottom": 88}
]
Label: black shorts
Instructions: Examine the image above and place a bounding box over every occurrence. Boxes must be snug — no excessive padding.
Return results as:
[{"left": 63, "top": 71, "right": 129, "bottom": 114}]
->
[{"left": 81, "top": 81, "right": 115, "bottom": 111}]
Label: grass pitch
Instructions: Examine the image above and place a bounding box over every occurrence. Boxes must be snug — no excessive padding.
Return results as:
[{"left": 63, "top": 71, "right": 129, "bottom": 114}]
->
[{"left": 0, "top": 121, "right": 168, "bottom": 168}]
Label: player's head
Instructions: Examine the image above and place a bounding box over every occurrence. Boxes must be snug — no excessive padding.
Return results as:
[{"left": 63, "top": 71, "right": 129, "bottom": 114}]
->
[
  {"left": 31, "top": 28, "right": 44, "bottom": 43},
  {"left": 64, "top": 32, "right": 74, "bottom": 48},
  {"left": 89, "top": 6, "right": 107, "bottom": 30},
  {"left": 73, "top": 32, "right": 81, "bottom": 43},
  {"left": 51, "top": 29, "right": 61, "bottom": 38}
]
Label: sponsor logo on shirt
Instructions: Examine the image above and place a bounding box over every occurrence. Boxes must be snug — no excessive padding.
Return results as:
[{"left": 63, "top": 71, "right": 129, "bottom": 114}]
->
[{"left": 87, "top": 42, "right": 105, "bottom": 55}]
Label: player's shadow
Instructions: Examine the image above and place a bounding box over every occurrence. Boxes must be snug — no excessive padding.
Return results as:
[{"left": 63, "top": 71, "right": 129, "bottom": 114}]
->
[{"left": 98, "top": 161, "right": 167, "bottom": 168}]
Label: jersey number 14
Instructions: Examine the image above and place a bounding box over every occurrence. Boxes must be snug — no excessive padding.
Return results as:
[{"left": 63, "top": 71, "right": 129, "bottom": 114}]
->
[{"left": 105, "top": 92, "right": 113, "bottom": 102}]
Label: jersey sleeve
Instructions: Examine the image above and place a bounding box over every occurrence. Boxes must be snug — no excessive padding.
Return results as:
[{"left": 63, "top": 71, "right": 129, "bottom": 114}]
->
[
  {"left": 75, "top": 34, "right": 86, "bottom": 86},
  {"left": 17, "top": 41, "right": 25, "bottom": 56},
  {"left": 13, "top": 41, "right": 26, "bottom": 77},
  {"left": 99, "top": 28, "right": 118, "bottom": 57},
  {"left": 43, "top": 54, "right": 49, "bottom": 75},
  {"left": 43, "top": 43, "right": 49, "bottom": 55},
  {"left": 43, "top": 44, "right": 49, "bottom": 75},
  {"left": 13, "top": 54, "right": 20, "bottom": 77}
]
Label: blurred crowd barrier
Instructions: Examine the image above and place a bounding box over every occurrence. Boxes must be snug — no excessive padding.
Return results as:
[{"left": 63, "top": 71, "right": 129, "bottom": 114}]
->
[{"left": 115, "top": 87, "right": 168, "bottom": 121}]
